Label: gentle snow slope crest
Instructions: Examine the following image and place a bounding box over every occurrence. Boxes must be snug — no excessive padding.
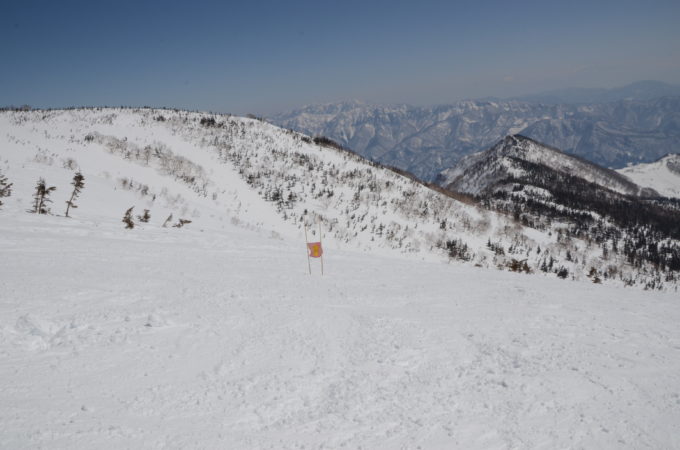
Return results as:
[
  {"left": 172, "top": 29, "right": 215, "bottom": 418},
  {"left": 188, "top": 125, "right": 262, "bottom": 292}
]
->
[
  {"left": 1, "top": 213, "right": 679, "bottom": 449},
  {"left": 618, "top": 154, "right": 680, "bottom": 198},
  {"left": 0, "top": 108, "right": 674, "bottom": 289}
]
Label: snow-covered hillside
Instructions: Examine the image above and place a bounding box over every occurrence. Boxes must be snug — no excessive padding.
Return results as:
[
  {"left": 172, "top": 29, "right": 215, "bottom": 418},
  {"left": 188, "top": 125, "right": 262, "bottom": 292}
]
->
[
  {"left": 618, "top": 154, "right": 680, "bottom": 198},
  {"left": 435, "top": 135, "right": 680, "bottom": 282},
  {"left": 1, "top": 108, "right": 680, "bottom": 448},
  {"left": 0, "top": 108, "right": 677, "bottom": 289},
  {"left": 2, "top": 208, "right": 680, "bottom": 449}
]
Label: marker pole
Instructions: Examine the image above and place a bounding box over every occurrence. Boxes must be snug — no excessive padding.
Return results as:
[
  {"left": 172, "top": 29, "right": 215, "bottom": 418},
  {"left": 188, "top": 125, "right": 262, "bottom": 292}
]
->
[
  {"left": 304, "top": 224, "right": 311, "bottom": 275},
  {"left": 318, "top": 220, "right": 324, "bottom": 276}
]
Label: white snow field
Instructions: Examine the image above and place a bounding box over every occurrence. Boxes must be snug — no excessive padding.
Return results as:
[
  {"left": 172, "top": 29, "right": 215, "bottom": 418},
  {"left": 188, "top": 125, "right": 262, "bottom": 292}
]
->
[
  {"left": 1, "top": 108, "right": 679, "bottom": 448},
  {"left": 1, "top": 214, "right": 680, "bottom": 449},
  {"left": 618, "top": 154, "right": 680, "bottom": 199}
]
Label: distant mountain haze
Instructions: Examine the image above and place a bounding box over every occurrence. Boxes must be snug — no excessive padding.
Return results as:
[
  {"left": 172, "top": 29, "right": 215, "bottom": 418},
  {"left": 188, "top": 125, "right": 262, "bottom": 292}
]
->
[
  {"left": 271, "top": 82, "right": 680, "bottom": 181},
  {"left": 512, "top": 81, "right": 680, "bottom": 104}
]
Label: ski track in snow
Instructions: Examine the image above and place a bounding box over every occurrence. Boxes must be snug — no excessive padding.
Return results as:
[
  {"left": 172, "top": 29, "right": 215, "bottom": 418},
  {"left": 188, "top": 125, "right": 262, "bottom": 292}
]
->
[{"left": 1, "top": 216, "right": 679, "bottom": 449}]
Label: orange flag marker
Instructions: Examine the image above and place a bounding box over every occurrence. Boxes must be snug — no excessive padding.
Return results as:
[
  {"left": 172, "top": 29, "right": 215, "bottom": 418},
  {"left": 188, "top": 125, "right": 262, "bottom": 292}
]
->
[
  {"left": 304, "top": 221, "right": 324, "bottom": 275},
  {"left": 307, "top": 242, "right": 323, "bottom": 258}
]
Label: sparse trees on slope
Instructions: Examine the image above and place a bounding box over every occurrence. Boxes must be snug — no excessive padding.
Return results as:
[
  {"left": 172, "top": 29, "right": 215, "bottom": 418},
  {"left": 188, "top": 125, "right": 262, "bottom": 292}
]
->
[
  {"left": 65, "top": 172, "right": 85, "bottom": 217},
  {"left": 31, "top": 178, "right": 56, "bottom": 214},
  {"left": 122, "top": 207, "right": 135, "bottom": 229},
  {"left": 0, "top": 170, "right": 12, "bottom": 208}
]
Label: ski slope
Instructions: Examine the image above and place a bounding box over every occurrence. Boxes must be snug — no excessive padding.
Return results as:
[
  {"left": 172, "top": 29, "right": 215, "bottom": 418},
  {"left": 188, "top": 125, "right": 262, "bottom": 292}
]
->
[
  {"left": 1, "top": 108, "right": 679, "bottom": 448},
  {"left": 1, "top": 213, "right": 679, "bottom": 449}
]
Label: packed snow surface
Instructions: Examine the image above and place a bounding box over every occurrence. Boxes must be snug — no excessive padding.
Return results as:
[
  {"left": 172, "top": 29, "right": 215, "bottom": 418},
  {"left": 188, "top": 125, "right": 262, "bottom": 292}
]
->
[{"left": 1, "top": 214, "right": 679, "bottom": 449}]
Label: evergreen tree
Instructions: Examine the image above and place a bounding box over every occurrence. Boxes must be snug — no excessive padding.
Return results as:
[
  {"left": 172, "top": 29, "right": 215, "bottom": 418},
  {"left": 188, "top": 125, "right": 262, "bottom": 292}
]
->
[
  {"left": 65, "top": 172, "right": 85, "bottom": 218},
  {"left": 0, "top": 170, "right": 12, "bottom": 208},
  {"left": 31, "top": 178, "right": 56, "bottom": 214},
  {"left": 137, "top": 209, "right": 151, "bottom": 223},
  {"left": 122, "top": 207, "right": 135, "bottom": 229}
]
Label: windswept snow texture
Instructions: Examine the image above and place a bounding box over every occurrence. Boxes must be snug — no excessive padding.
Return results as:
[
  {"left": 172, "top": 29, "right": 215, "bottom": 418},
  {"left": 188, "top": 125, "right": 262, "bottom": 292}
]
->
[
  {"left": 1, "top": 215, "right": 680, "bottom": 449},
  {"left": 618, "top": 154, "right": 680, "bottom": 198}
]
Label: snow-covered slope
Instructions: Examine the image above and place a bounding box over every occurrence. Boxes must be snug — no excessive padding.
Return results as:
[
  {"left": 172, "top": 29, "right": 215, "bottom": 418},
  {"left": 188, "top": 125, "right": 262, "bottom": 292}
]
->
[
  {"left": 0, "top": 108, "right": 676, "bottom": 290},
  {"left": 434, "top": 135, "right": 680, "bottom": 284},
  {"left": 2, "top": 210, "right": 679, "bottom": 449},
  {"left": 437, "top": 135, "right": 653, "bottom": 197},
  {"left": 618, "top": 154, "right": 680, "bottom": 198},
  {"left": 2, "top": 108, "right": 680, "bottom": 449}
]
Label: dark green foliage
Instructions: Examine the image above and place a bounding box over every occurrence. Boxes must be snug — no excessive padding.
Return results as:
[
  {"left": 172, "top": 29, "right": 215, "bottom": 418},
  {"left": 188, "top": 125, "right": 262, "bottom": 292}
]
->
[
  {"left": 313, "top": 136, "right": 346, "bottom": 151},
  {"left": 200, "top": 117, "right": 217, "bottom": 127},
  {"left": 487, "top": 239, "right": 505, "bottom": 256},
  {"left": 507, "top": 258, "right": 531, "bottom": 273},
  {"left": 137, "top": 209, "right": 151, "bottom": 223},
  {"left": 31, "top": 178, "right": 56, "bottom": 214},
  {"left": 444, "top": 238, "right": 472, "bottom": 261},
  {"left": 122, "top": 207, "right": 135, "bottom": 229},
  {"left": 0, "top": 170, "right": 12, "bottom": 208},
  {"left": 65, "top": 172, "right": 85, "bottom": 217}
]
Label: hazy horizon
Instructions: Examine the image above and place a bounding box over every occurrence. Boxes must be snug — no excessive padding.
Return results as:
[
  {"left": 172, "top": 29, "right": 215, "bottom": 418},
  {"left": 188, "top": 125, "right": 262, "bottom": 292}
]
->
[{"left": 2, "top": 0, "right": 680, "bottom": 115}]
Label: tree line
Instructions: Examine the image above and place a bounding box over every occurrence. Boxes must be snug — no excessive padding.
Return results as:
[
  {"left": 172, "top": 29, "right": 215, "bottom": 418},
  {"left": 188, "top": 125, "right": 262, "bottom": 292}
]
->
[{"left": 0, "top": 168, "right": 191, "bottom": 229}]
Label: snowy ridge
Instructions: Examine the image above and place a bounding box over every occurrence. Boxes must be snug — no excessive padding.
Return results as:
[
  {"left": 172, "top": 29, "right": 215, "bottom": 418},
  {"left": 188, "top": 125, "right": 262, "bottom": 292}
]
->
[
  {"left": 435, "top": 135, "right": 680, "bottom": 285},
  {"left": 0, "top": 108, "right": 676, "bottom": 290},
  {"left": 438, "top": 135, "right": 653, "bottom": 197},
  {"left": 618, "top": 154, "right": 680, "bottom": 198}
]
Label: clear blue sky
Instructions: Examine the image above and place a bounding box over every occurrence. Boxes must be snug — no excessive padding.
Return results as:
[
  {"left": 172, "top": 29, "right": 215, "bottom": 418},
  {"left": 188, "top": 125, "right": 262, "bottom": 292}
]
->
[{"left": 2, "top": 0, "right": 679, "bottom": 114}]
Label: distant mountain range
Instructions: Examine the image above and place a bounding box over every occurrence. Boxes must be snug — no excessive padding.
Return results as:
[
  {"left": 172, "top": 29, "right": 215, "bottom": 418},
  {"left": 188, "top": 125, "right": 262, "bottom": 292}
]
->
[{"left": 270, "top": 82, "right": 680, "bottom": 181}]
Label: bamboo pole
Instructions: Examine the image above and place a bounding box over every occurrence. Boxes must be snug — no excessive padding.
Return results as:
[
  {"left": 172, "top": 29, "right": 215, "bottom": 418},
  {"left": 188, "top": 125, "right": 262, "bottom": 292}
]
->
[
  {"left": 304, "top": 224, "right": 311, "bottom": 275},
  {"left": 318, "top": 220, "right": 324, "bottom": 276}
]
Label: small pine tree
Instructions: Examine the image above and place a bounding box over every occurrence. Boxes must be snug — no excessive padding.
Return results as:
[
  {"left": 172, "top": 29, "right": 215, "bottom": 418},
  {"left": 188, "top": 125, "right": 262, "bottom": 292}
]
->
[
  {"left": 137, "top": 209, "right": 151, "bottom": 223},
  {"left": 65, "top": 172, "right": 85, "bottom": 218},
  {"left": 31, "top": 178, "right": 56, "bottom": 214},
  {"left": 122, "top": 207, "right": 135, "bottom": 229},
  {"left": 0, "top": 170, "right": 12, "bottom": 208}
]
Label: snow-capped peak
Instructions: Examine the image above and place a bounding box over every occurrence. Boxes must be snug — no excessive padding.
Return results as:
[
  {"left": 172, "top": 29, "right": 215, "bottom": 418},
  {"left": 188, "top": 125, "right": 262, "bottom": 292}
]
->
[{"left": 438, "top": 135, "right": 654, "bottom": 197}]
